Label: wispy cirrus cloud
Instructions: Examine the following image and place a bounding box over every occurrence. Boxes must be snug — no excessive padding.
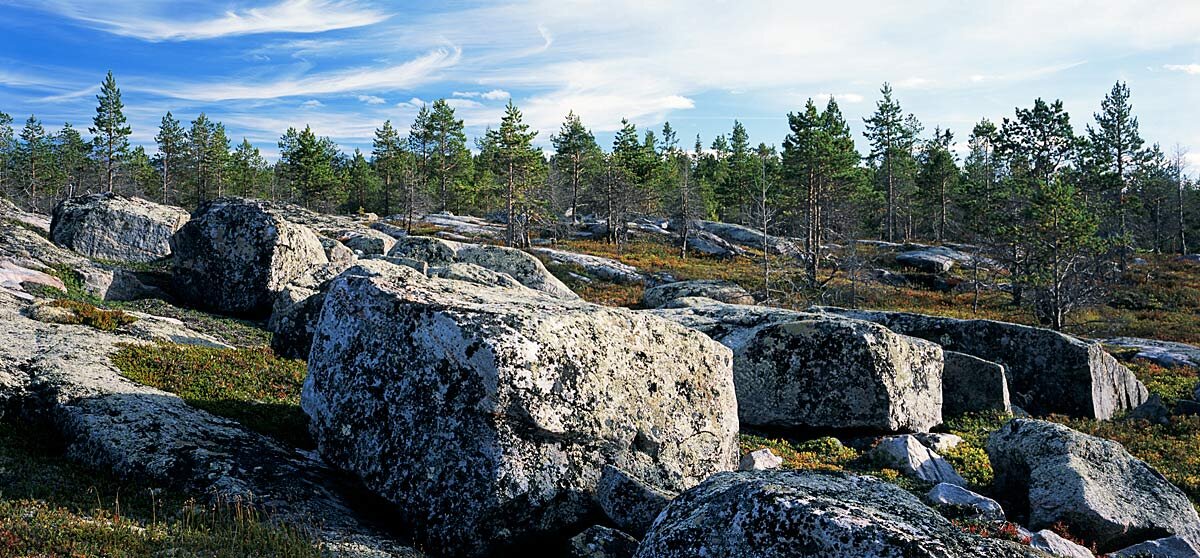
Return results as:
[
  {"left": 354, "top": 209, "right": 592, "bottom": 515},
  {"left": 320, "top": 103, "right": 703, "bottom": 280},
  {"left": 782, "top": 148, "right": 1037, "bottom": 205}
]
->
[
  {"left": 38, "top": 0, "right": 389, "bottom": 41},
  {"left": 141, "top": 47, "right": 460, "bottom": 101}
]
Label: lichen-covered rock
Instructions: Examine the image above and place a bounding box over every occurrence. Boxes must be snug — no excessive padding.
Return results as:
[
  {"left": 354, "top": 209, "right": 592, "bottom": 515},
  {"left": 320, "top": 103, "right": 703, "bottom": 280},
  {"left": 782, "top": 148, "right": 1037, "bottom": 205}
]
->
[
  {"left": 943, "top": 351, "right": 1011, "bottom": 416},
  {"left": 530, "top": 247, "right": 649, "bottom": 285},
  {"left": 568, "top": 526, "right": 639, "bottom": 558},
  {"left": 913, "top": 433, "right": 963, "bottom": 453},
  {"left": 634, "top": 470, "right": 1042, "bottom": 558},
  {"left": 692, "top": 220, "right": 800, "bottom": 257},
  {"left": 987, "top": 419, "right": 1199, "bottom": 551},
  {"left": 171, "top": 198, "right": 329, "bottom": 316},
  {"left": 1111, "top": 535, "right": 1200, "bottom": 557},
  {"left": 651, "top": 300, "right": 942, "bottom": 433},
  {"left": 868, "top": 435, "right": 965, "bottom": 486},
  {"left": 302, "top": 262, "right": 738, "bottom": 556},
  {"left": 813, "top": 307, "right": 1147, "bottom": 419},
  {"left": 50, "top": 193, "right": 189, "bottom": 263},
  {"left": 641, "top": 280, "right": 754, "bottom": 308},
  {"left": 738, "top": 448, "right": 783, "bottom": 471},
  {"left": 1030, "top": 530, "right": 1094, "bottom": 558},
  {"left": 896, "top": 248, "right": 956, "bottom": 273},
  {"left": 336, "top": 228, "right": 396, "bottom": 256},
  {"left": 428, "top": 262, "right": 528, "bottom": 291},
  {"left": 926, "top": 482, "right": 1004, "bottom": 521},
  {"left": 388, "top": 235, "right": 578, "bottom": 299},
  {"left": 596, "top": 465, "right": 675, "bottom": 537}
]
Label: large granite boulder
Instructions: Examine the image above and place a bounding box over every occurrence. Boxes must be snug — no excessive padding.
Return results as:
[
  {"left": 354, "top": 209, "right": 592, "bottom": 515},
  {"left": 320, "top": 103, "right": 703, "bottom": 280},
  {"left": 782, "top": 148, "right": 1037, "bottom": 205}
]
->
[
  {"left": 50, "top": 193, "right": 189, "bottom": 263},
  {"left": 335, "top": 228, "right": 395, "bottom": 256},
  {"left": 813, "top": 307, "right": 1148, "bottom": 419},
  {"left": 302, "top": 262, "right": 739, "bottom": 556},
  {"left": 530, "top": 247, "right": 649, "bottom": 285},
  {"left": 596, "top": 465, "right": 675, "bottom": 537},
  {"left": 652, "top": 299, "right": 943, "bottom": 433},
  {"left": 987, "top": 419, "right": 1199, "bottom": 551},
  {"left": 388, "top": 235, "right": 578, "bottom": 300},
  {"left": 171, "top": 198, "right": 329, "bottom": 316},
  {"left": 691, "top": 220, "right": 801, "bottom": 257},
  {"left": 634, "top": 470, "right": 1042, "bottom": 558},
  {"left": 641, "top": 280, "right": 754, "bottom": 308},
  {"left": 942, "top": 351, "right": 1011, "bottom": 416}
]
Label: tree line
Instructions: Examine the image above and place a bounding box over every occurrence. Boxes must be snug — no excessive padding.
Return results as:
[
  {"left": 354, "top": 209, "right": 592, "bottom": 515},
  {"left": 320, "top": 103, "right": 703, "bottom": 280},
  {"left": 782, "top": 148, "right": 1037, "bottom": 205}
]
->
[{"left": 1, "top": 72, "right": 1197, "bottom": 328}]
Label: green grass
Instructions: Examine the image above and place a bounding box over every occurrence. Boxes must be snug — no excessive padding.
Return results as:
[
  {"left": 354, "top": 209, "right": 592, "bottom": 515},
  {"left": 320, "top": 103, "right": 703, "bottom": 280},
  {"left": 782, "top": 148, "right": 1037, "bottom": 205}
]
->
[
  {"left": 110, "top": 343, "right": 312, "bottom": 450},
  {"left": 0, "top": 419, "right": 318, "bottom": 557},
  {"left": 44, "top": 299, "right": 139, "bottom": 331}
]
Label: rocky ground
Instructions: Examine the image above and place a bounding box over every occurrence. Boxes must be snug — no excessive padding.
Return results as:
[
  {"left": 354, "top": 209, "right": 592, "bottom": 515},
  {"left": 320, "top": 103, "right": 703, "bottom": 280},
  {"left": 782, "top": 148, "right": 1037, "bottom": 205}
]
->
[{"left": 1, "top": 193, "right": 1199, "bottom": 557}]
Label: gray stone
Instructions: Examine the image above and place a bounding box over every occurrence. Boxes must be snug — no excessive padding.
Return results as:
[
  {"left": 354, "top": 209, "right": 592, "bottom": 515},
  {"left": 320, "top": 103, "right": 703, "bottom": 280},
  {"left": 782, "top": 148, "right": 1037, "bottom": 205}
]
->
[
  {"left": 684, "top": 229, "right": 746, "bottom": 258},
  {"left": 634, "top": 470, "right": 1042, "bottom": 558},
  {"left": 335, "top": 228, "right": 396, "bottom": 256},
  {"left": 691, "top": 220, "right": 801, "bottom": 257},
  {"left": 388, "top": 235, "right": 578, "bottom": 300},
  {"left": 596, "top": 465, "right": 675, "bottom": 537},
  {"left": 868, "top": 435, "right": 966, "bottom": 486},
  {"left": 738, "top": 448, "right": 783, "bottom": 471},
  {"left": 1111, "top": 535, "right": 1200, "bottom": 557},
  {"left": 652, "top": 299, "right": 943, "bottom": 433},
  {"left": 897, "top": 249, "right": 955, "bottom": 273},
  {"left": 926, "top": 482, "right": 1005, "bottom": 521},
  {"left": 813, "top": 307, "right": 1148, "bottom": 419},
  {"left": 641, "top": 280, "right": 754, "bottom": 308},
  {"left": 1129, "top": 394, "right": 1171, "bottom": 425},
  {"left": 913, "top": 433, "right": 963, "bottom": 453},
  {"left": 530, "top": 247, "right": 648, "bottom": 285},
  {"left": 302, "top": 262, "right": 738, "bottom": 556},
  {"left": 942, "top": 351, "right": 1012, "bottom": 416},
  {"left": 50, "top": 193, "right": 189, "bottom": 263},
  {"left": 171, "top": 198, "right": 330, "bottom": 316},
  {"left": 1104, "top": 337, "right": 1200, "bottom": 369},
  {"left": 987, "top": 419, "right": 1199, "bottom": 551},
  {"left": 1030, "top": 529, "right": 1094, "bottom": 558},
  {"left": 568, "top": 526, "right": 639, "bottom": 558}
]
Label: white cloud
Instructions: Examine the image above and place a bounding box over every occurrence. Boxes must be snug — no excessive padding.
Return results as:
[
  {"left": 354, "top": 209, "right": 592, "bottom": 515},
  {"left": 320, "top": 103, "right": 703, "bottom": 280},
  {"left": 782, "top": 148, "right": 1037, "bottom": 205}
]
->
[
  {"left": 300, "top": 99, "right": 323, "bottom": 108},
  {"left": 480, "top": 89, "right": 511, "bottom": 101},
  {"left": 357, "top": 95, "right": 386, "bottom": 105},
  {"left": 445, "top": 98, "right": 482, "bottom": 109},
  {"left": 451, "top": 91, "right": 479, "bottom": 98},
  {"left": 814, "top": 93, "right": 865, "bottom": 104},
  {"left": 142, "top": 48, "right": 459, "bottom": 101},
  {"left": 395, "top": 97, "right": 427, "bottom": 109},
  {"left": 41, "top": 0, "right": 389, "bottom": 41},
  {"left": 1164, "top": 64, "right": 1200, "bottom": 75}
]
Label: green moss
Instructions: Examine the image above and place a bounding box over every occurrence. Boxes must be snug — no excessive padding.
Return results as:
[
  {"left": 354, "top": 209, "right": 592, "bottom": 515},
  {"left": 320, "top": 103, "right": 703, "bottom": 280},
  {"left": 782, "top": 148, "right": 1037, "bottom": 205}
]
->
[
  {"left": 1125, "top": 360, "right": 1198, "bottom": 402},
  {"left": 110, "top": 343, "right": 311, "bottom": 449},
  {"left": 47, "top": 299, "right": 138, "bottom": 331},
  {"left": 941, "top": 444, "right": 993, "bottom": 489}
]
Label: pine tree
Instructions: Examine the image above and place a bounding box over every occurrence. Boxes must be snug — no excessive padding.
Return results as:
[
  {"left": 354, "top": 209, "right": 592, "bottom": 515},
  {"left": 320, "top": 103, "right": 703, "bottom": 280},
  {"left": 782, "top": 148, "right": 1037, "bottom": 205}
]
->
[
  {"left": 346, "top": 148, "right": 378, "bottom": 212},
  {"left": 916, "top": 127, "right": 958, "bottom": 242},
  {"left": 128, "top": 145, "right": 159, "bottom": 197},
  {"left": 961, "top": 119, "right": 1001, "bottom": 238},
  {"left": 485, "top": 101, "right": 541, "bottom": 247},
  {"left": 1024, "top": 175, "right": 1105, "bottom": 330},
  {"left": 0, "top": 113, "right": 12, "bottom": 202},
  {"left": 424, "top": 99, "right": 470, "bottom": 212},
  {"left": 1087, "top": 81, "right": 1145, "bottom": 261},
  {"left": 54, "top": 123, "right": 91, "bottom": 200},
  {"left": 187, "top": 114, "right": 215, "bottom": 204},
  {"left": 550, "top": 111, "right": 599, "bottom": 224},
  {"left": 863, "top": 83, "right": 919, "bottom": 241},
  {"left": 19, "top": 116, "right": 49, "bottom": 211},
  {"left": 280, "top": 125, "right": 338, "bottom": 211},
  {"left": 207, "top": 122, "right": 231, "bottom": 198},
  {"left": 372, "top": 120, "right": 404, "bottom": 216},
  {"left": 229, "top": 139, "right": 268, "bottom": 198},
  {"left": 408, "top": 105, "right": 433, "bottom": 214},
  {"left": 154, "top": 112, "right": 186, "bottom": 205},
  {"left": 89, "top": 71, "right": 131, "bottom": 193}
]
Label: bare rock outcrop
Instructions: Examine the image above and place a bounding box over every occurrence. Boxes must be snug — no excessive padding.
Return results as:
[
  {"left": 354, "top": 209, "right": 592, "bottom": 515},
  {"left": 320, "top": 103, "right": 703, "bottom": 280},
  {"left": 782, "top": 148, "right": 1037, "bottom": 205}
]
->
[
  {"left": 302, "top": 261, "right": 738, "bottom": 556},
  {"left": 50, "top": 193, "right": 189, "bottom": 263}
]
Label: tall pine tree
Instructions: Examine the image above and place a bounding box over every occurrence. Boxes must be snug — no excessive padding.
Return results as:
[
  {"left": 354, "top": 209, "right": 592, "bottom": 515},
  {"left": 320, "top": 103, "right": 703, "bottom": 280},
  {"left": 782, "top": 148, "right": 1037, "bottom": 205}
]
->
[{"left": 90, "top": 71, "right": 131, "bottom": 193}]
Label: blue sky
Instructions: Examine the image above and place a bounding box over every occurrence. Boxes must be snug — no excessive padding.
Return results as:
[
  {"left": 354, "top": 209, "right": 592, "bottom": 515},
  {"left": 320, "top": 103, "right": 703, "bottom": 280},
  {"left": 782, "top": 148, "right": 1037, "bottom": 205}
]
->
[{"left": 0, "top": 0, "right": 1197, "bottom": 169}]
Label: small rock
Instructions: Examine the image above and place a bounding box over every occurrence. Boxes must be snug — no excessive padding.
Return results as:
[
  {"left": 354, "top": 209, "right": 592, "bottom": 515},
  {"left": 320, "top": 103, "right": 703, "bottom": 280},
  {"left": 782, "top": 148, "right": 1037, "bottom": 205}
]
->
[
  {"left": 1110, "top": 535, "right": 1200, "bottom": 557},
  {"left": 641, "top": 280, "right": 755, "bottom": 308},
  {"left": 1030, "top": 529, "right": 1094, "bottom": 558},
  {"left": 1129, "top": 394, "right": 1171, "bottom": 425},
  {"left": 1176, "top": 400, "right": 1200, "bottom": 416},
  {"left": 738, "top": 448, "right": 783, "bottom": 471},
  {"left": 596, "top": 465, "right": 676, "bottom": 537},
  {"left": 868, "top": 435, "right": 966, "bottom": 486},
  {"left": 568, "top": 526, "right": 639, "bottom": 558},
  {"left": 913, "top": 433, "right": 963, "bottom": 453},
  {"left": 926, "top": 482, "right": 1004, "bottom": 521}
]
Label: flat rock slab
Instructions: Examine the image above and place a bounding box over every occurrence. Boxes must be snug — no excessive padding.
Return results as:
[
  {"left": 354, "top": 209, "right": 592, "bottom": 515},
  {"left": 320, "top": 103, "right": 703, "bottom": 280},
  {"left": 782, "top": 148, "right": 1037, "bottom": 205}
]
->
[{"left": 1103, "top": 337, "right": 1200, "bottom": 369}]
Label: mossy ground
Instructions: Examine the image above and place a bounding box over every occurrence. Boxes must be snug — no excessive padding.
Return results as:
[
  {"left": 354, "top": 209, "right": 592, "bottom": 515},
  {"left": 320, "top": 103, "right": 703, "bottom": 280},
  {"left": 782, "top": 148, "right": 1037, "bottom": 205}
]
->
[
  {"left": 110, "top": 343, "right": 312, "bottom": 449},
  {"left": 0, "top": 419, "right": 318, "bottom": 557}
]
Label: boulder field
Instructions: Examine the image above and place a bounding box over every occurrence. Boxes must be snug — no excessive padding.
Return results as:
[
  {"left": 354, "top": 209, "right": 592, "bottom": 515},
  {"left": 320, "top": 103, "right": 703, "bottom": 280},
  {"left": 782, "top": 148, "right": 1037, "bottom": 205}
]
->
[{"left": 3, "top": 195, "right": 1195, "bottom": 557}]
